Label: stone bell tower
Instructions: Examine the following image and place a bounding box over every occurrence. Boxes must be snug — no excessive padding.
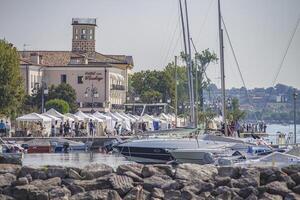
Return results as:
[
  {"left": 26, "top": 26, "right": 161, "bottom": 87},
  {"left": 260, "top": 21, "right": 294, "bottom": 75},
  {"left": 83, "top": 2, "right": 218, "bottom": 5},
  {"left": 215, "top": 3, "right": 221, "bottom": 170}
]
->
[{"left": 71, "top": 18, "right": 96, "bottom": 53}]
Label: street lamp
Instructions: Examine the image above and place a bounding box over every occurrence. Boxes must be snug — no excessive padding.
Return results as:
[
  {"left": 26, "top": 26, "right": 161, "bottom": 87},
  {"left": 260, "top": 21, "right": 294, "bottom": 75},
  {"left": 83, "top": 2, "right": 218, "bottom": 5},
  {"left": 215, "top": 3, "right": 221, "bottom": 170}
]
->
[
  {"left": 85, "top": 83, "right": 99, "bottom": 113},
  {"left": 33, "top": 82, "right": 48, "bottom": 113},
  {"left": 293, "top": 89, "right": 298, "bottom": 144}
]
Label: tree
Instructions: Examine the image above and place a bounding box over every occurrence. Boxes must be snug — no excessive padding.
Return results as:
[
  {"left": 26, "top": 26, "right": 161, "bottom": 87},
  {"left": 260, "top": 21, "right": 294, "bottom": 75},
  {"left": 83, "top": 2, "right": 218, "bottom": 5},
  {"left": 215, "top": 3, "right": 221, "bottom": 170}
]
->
[
  {"left": 227, "top": 98, "right": 246, "bottom": 122},
  {"left": 45, "top": 99, "right": 70, "bottom": 114},
  {"left": 30, "top": 83, "right": 78, "bottom": 112},
  {"left": 0, "top": 40, "right": 25, "bottom": 118},
  {"left": 140, "top": 90, "right": 162, "bottom": 103}
]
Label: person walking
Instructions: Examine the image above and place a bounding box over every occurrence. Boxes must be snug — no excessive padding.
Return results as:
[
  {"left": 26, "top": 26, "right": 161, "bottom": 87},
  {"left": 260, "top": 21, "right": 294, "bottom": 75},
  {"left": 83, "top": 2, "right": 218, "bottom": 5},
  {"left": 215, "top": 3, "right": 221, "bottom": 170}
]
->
[
  {"left": 0, "top": 120, "right": 6, "bottom": 137},
  {"left": 89, "top": 120, "right": 94, "bottom": 136}
]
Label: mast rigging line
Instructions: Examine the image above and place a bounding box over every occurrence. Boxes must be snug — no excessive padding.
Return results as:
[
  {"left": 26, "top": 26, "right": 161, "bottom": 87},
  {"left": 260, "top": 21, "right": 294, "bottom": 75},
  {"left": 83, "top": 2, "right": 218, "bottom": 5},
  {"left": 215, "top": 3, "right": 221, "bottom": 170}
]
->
[
  {"left": 260, "top": 16, "right": 300, "bottom": 120},
  {"left": 221, "top": 16, "right": 258, "bottom": 121}
]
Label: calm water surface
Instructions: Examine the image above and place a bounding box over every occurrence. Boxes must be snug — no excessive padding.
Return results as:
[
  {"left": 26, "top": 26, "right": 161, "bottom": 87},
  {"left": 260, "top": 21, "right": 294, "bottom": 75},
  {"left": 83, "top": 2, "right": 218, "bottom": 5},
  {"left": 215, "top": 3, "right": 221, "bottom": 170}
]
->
[{"left": 23, "top": 152, "right": 132, "bottom": 168}]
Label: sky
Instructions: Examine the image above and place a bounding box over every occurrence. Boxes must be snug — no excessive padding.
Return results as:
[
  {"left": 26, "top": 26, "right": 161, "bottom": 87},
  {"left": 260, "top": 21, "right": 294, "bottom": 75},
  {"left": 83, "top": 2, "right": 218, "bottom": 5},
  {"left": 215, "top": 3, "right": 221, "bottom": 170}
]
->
[{"left": 0, "top": 0, "right": 299, "bottom": 89}]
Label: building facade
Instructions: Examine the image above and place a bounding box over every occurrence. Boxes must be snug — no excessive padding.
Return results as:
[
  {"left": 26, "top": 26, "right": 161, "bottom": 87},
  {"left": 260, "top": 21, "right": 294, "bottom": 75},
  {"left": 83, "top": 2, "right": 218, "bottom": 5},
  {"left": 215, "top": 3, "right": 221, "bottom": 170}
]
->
[{"left": 19, "top": 18, "right": 133, "bottom": 112}]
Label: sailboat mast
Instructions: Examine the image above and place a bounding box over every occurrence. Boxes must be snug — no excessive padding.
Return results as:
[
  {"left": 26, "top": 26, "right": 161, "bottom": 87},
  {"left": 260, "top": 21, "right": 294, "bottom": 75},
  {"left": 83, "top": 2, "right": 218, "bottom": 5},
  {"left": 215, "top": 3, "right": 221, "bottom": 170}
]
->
[
  {"left": 179, "top": 0, "right": 195, "bottom": 127},
  {"left": 218, "top": 0, "right": 228, "bottom": 135},
  {"left": 184, "top": 0, "right": 196, "bottom": 127}
]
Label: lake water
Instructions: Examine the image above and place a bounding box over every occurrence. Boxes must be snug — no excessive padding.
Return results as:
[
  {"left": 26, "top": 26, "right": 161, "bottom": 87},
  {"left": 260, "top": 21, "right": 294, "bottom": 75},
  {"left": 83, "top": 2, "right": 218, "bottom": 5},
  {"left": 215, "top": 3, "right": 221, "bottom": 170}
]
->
[
  {"left": 22, "top": 152, "right": 132, "bottom": 169},
  {"left": 22, "top": 124, "right": 300, "bottom": 168}
]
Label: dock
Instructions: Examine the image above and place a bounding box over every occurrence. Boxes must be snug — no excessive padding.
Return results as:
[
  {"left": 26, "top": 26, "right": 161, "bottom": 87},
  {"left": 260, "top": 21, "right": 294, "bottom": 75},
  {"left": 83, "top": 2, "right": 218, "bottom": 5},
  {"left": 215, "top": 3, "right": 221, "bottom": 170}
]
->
[{"left": 240, "top": 132, "right": 269, "bottom": 138}]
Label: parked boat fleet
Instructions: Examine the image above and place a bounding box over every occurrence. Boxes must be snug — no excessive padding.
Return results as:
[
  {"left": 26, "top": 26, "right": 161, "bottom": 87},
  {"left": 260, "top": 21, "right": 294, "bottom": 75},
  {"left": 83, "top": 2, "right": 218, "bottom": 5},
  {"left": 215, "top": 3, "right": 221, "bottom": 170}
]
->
[{"left": 112, "top": 129, "right": 300, "bottom": 167}]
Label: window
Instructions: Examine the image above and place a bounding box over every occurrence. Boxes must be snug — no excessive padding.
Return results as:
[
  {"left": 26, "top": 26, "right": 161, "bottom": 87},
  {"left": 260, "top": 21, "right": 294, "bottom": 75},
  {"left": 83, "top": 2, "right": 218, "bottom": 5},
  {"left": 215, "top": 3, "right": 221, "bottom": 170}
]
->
[
  {"left": 61, "top": 74, "right": 67, "bottom": 83},
  {"left": 90, "top": 29, "right": 93, "bottom": 34},
  {"left": 75, "top": 35, "right": 78, "bottom": 39},
  {"left": 77, "top": 76, "right": 83, "bottom": 84},
  {"left": 89, "top": 35, "right": 93, "bottom": 39},
  {"left": 82, "top": 29, "right": 86, "bottom": 34},
  {"left": 75, "top": 29, "right": 78, "bottom": 34}
]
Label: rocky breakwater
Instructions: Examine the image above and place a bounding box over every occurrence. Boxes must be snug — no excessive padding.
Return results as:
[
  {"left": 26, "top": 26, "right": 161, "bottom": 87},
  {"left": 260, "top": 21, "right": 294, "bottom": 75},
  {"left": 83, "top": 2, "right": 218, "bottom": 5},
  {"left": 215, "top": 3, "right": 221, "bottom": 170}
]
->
[{"left": 0, "top": 162, "right": 300, "bottom": 199}]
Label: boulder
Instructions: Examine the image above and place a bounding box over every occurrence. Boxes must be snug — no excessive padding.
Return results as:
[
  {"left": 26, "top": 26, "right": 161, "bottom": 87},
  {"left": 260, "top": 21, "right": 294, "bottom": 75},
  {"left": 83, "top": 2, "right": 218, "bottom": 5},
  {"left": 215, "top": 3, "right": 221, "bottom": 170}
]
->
[
  {"left": 259, "top": 192, "right": 283, "bottom": 200},
  {"left": 181, "top": 189, "right": 199, "bottom": 200},
  {"left": 265, "top": 181, "right": 291, "bottom": 197},
  {"left": 141, "top": 165, "right": 158, "bottom": 178},
  {"left": 68, "top": 168, "right": 83, "bottom": 180},
  {"left": 143, "top": 176, "right": 171, "bottom": 191},
  {"left": 0, "top": 173, "right": 16, "bottom": 188},
  {"left": 152, "top": 188, "right": 164, "bottom": 199},
  {"left": 0, "top": 154, "right": 22, "bottom": 165},
  {"left": 238, "top": 186, "right": 259, "bottom": 199},
  {"left": 161, "top": 180, "right": 182, "bottom": 191},
  {"left": 215, "top": 176, "right": 232, "bottom": 187},
  {"left": 72, "top": 175, "right": 111, "bottom": 191},
  {"left": 218, "top": 166, "right": 241, "bottom": 179},
  {"left": 18, "top": 166, "right": 47, "bottom": 180},
  {"left": 0, "top": 164, "right": 21, "bottom": 175},
  {"left": 116, "top": 163, "right": 143, "bottom": 177},
  {"left": 164, "top": 190, "right": 182, "bottom": 200},
  {"left": 80, "top": 163, "right": 113, "bottom": 180},
  {"left": 292, "top": 185, "right": 300, "bottom": 194},
  {"left": 48, "top": 186, "right": 71, "bottom": 199},
  {"left": 108, "top": 174, "right": 133, "bottom": 196},
  {"left": 152, "top": 164, "right": 174, "bottom": 177},
  {"left": 175, "top": 164, "right": 217, "bottom": 182},
  {"left": 70, "top": 189, "right": 121, "bottom": 200},
  {"left": 123, "top": 186, "right": 150, "bottom": 200},
  {"left": 291, "top": 172, "right": 300, "bottom": 185},
  {"left": 246, "top": 194, "right": 258, "bottom": 200},
  {"left": 0, "top": 194, "right": 15, "bottom": 200},
  {"left": 66, "top": 184, "right": 85, "bottom": 195},
  {"left": 232, "top": 177, "right": 259, "bottom": 188},
  {"left": 281, "top": 165, "right": 300, "bottom": 175},
  {"left": 30, "top": 177, "right": 61, "bottom": 191},
  {"left": 13, "top": 177, "right": 29, "bottom": 186},
  {"left": 12, "top": 184, "right": 48, "bottom": 200},
  {"left": 284, "top": 192, "right": 300, "bottom": 200},
  {"left": 123, "top": 171, "right": 144, "bottom": 182},
  {"left": 240, "top": 168, "right": 260, "bottom": 186},
  {"left": 46, "top": 166, "right": 67, "bottom": 178}
]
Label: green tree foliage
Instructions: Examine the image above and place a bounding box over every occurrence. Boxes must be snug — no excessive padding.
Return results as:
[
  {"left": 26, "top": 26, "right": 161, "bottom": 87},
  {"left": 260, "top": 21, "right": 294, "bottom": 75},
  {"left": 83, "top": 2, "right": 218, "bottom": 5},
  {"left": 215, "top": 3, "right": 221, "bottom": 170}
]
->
[
  {"left": 0, "top": 40, "right": 25, "bottom": 118},
  {"left": 227, "top": 98, "right": 246, "bottom": 122},
  {"left": 140, "top": 90, "right": 162, "bottom": 103},
  {"left": 45, "top": 99, "right": 70, "bottom": 114},
  {"left": 29, "top": 83, "right": 78, "bottom": 113}
]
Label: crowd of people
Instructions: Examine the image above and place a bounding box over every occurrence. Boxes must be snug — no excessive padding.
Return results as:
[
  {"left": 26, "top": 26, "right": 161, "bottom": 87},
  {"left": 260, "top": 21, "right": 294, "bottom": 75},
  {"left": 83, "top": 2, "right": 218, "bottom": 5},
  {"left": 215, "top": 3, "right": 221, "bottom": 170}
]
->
[
  {"left": 0, "top": 120, "right": 10, "bottom": 137},
  {"left": 221, "top": 121, "right": 268, "bottom": 138},
  {"left": 51, "top": 120, "right": 97, "bottom": 137}
]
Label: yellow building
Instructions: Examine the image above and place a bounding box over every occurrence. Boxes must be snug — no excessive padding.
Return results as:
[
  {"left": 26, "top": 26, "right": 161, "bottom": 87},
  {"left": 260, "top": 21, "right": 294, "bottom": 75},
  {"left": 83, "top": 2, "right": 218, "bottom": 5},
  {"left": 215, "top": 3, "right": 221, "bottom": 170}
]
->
[{"left": 19, "top": 18, "right": 133, "bottom": 112}]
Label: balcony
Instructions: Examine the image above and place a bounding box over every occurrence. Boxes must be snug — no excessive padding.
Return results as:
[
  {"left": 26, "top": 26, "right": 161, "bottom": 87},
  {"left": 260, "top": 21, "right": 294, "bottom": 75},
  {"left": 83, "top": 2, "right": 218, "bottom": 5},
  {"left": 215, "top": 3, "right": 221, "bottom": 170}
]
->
[
  {"left": 111, "top": 104, "right": 125, "bottom": 110},
  {"left": 79, "top": 102, "right": 103, "bottom": 108},
  {"left": 111, "top": 84, "right": 125, "bottom": 91}
]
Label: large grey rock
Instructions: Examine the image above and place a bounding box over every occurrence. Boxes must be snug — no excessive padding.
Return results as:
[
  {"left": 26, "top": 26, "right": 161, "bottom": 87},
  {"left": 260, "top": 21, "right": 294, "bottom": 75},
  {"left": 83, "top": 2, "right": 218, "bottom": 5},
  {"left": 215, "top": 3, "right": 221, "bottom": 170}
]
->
[
  {"left": 175, "top": 164, "right": 217, "bottom": 182},
  {"left": 152, "top": 188, "right": 164, "bottom": 199},
  {"left": 161, "top": 180, "right": 183, "bottom": 191},
  {"left": 18, "top": 166, "right": 47, "bottom": 180},
  {"left": 141, "top": 165, "right": 158, "bottom": 178},
  {"left": 46, "top": 166, "right": 67, "bottom": 178},
  {"left": 164, "top": 190, "right": 182, "bottom": 200},
  {"left": 48, "top": 186, "right": 71, "bottom": 199},
  {"left": 30, "top": 177, "right": 61, "bottom": 191},
  {"left": 218, "top": 166, "right": 241, "bottom": 179},
  {"left": 143, "top": 176, "right": 171, "bottom": 191},
  {"left": 0, "top": 154, "right": 22, "bottom": 165},
  {"left": 66, "top": 184, "right": 85, "bottom": 195},
  {"left": 108, "top": 174, "right": 133, "bottom": 196},
  {"left": 0, "top": 194, "right": 15, "bottom": 200},
  {"left": 116, "top": 163, "right": 143, "bottom": 177},
  {"left": 292, "top": 185, "right": 300, "bottom": 194},
  {"left": 68, "top": 168, "right": 83, "bottom": 180},
  {"left": 123, "top": 186, "right": 150, "bottom": 200},
  {"left": 282, "top": 165, "right": 300, "bottom": 175},
  {"left": 0, "top": 164, "right": 21, "bottom": 175},
  {"left": 13, "top": 177, "right": 29, "bottom": 186},
  {"left": 265, "top": 181, "right": 291, "bottom": 197},
  {"left": 182, "top": 180, "right": 214, "bottom": 194},
  {"left": 290, "top": 172, "right": 300, "bottom": 185},
  {"left": 232, "top": 177, "right": 259, "bottom": 188},
  {"left": 284, "top": 192, "right": 300, "bottom": 200},
  {"left": 0, "top": 173, "right": 16, "bottom": 187},
  {"left": 123, "top": 171, "right": 144, "bottom": 182},
  {"left": 72, "top": 175, "right": 111, "bottom": 191},
  {"left": 259, "top": 192, "right": 283, "bottom": 200},
  {"left": 12, "top": 184, "right": 48, "bottom": 200},
  {"left": 238, "top": 186, "right": 259, "bottom": 199},
  {"left": 241, "top": 168, "right": 260, "bottom": 186},
  {"left": 70, "top": 189, "right": 121, "bottom": 200},
  {"left": 80, "top": 163, "right": 113, "bottom": 180},
  {"left": 215, "top": 176, "right": 232, "bottom": 187},
  {"left": 152, "top": 164, "right": 174, "bottom": 177}
]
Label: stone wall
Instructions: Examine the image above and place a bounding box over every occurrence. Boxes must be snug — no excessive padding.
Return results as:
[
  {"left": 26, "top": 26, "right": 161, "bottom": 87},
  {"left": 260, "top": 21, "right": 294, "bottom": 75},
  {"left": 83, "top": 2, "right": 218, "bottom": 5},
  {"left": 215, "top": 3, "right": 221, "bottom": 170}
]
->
[{"left": 0, "top": 162, "right": 300, "bottom": 199}]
